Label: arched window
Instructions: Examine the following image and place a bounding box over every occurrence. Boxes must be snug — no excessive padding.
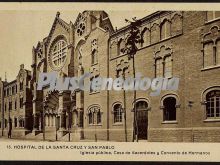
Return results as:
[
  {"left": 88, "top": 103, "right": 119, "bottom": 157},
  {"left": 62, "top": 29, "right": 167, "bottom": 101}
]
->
[
  {"left": 206, "top": 90, "right": 220, "bottom": 118},
  {"left": 164, "top": 55, "right": 172, "bottom": 78},
  {"left": 19, "top": 119, "right": 24, "bottom": 127},
  {"left": 110, "top": 41, "right": 117, "bottom": 58},
  {"left": 12, "top": 86, "right": 14, "bottom": 95},
  {"left": 15, "top": 100, "right": 17, "bottom": 110},
  {"left": 136, "top": 101, "right": 148, "bottom": 110},
  {"left": 20, "top": 97, "right": 23, "bottom": 108},
  {"left": 160, "top": 20, "right": 171, "bottom": 40},
  {"left": 7, "top": 88, "right": 9, "bottom": 96},
  {"left": 216, "top": 40, "right": 220, "bottom": 65},
  {"left": 51, "top": 39, "right": 67, "bottom": 68},
  {"left": 207, "top": 11, "right": 220, "bottom": 21},
  {"left": 88, "top": 106, "right": 102, "bottom": 125},
  {"left": 151, "top": 23, "right": 160, "bottom": 44},
  {"left": 163, "top": 97, "right": 176, "bottom": 121},
  {"left": 14, "top": 118, "right": 17, "bottom": 127},
  {"left": 76, "top": 18, "right": 86, "bottom": 36},
  {"left": 97, "top": 110, "right": 102, "bottom": 124},
  {"left": 90, "top": 75, "right": 99, "bottom": 93},
  {"left": 155, "top": 58, "right": 163, "bottom": 77},
  {"left": 141, "top": 28, "right": 150, "bottom": 47},
  {"left": 203, "top": 42, "right": 214, "bottom": 68},
  {"left": 91, "top": 49, "right": 97, "bottom": 65},
  {"left": 88, "top": 111, "right": 93, "bottom": 125},
  {"left": 155, "top": 46, "right": 173, "bottom": 78},
  {"left": 9, "top": 101, "right": 12, "bottom": 111},
  {"left": 91, "top": 39, "right": 98, "bottom": 65},
  {"left": 171, "top": 14, "right": 182, "bottom": 36},
  {"left": 117, "top": 38, "right": 125, "bottom": 56},
  {"left": 20, "top": 82, "right": 23, "bottom": 91},
  {"left": 202, "top": 26, "right": 220, "bottom": 68},
  {"left": 5, "top": 119, "right": 7, "bottom": 128},
  {"left": 113, "top": 104, "right": 123, "bottom": 123}
]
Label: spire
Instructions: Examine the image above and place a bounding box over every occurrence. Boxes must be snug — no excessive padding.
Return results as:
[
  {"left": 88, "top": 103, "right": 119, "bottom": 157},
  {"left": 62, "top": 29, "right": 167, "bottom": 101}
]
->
[
  {"left": 5, "top": 72, "right": 7, "bottom": 82},
  {"left": 56, "top": 11, "right": 60, "bottom": 18}
]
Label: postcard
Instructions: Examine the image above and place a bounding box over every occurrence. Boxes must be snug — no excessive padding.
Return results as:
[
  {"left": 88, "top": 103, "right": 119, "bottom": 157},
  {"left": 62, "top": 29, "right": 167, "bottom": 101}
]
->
[{"left": 0, "top": 2, "right": 220, "bottom": 162}]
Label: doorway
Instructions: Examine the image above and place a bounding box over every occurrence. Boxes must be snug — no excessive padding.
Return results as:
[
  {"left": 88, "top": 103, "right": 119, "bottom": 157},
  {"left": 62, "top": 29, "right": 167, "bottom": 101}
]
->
[{"left": 136, "top": 101, "right": 148, "bottom": 140}]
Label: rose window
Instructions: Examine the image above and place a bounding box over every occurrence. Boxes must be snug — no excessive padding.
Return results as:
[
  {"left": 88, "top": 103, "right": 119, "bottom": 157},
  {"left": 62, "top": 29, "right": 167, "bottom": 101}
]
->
[
  {"left": 51, "top": 39, "right": 67, "bottom": 68},
  {"left": 77, "top": 22, "right": 86, "bottom": 36}
]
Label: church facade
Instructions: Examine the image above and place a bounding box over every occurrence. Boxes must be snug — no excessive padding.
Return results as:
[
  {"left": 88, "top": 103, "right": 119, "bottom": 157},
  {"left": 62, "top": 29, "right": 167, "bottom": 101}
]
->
[{"left": 1, "top": 10, "right": 220, "bottom": 142}]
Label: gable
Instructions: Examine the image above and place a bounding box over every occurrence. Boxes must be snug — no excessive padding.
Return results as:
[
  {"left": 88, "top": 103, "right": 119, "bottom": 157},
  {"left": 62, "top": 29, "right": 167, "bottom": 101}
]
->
[{"left": 45, "top": 12, "right": 70, "bottom": 49}]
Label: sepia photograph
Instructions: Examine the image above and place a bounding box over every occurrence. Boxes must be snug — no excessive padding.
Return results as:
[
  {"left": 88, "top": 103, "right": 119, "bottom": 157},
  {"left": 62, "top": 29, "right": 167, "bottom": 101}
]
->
[{"left": 0, "top": 2, "right": 220, "bottom": 162}]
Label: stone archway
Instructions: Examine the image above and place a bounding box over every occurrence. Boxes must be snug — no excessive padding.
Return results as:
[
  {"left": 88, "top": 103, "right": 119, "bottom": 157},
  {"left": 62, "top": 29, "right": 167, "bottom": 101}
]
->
[{"left": 44, "top": 91, "right": 59, "bottom": 130}]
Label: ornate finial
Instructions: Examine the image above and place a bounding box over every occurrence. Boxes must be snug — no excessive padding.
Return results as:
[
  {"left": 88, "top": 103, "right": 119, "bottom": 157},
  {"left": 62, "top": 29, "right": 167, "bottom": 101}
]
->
[{"left": 56, "top": 11, "right": 60, "bottom": 18}]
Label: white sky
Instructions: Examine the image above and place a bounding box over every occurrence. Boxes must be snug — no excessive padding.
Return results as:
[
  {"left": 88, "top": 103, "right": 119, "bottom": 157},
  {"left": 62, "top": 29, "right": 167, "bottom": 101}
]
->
[{"left": 0, "top": 10, "right": 154, "bottom": 81}]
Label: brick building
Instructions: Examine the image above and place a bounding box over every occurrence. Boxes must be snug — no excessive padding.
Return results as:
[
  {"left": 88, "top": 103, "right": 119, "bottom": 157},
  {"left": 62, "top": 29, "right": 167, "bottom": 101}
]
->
[
  {"left": 1, "top": 10, "right": 220, "bottom": 142},
  {"left": 0, "top": 64, "right": 33, "bottom": 137}
]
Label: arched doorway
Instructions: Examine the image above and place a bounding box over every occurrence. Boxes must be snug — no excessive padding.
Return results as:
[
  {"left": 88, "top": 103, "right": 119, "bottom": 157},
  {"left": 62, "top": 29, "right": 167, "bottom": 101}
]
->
[
  {"left": 135, "top": 101, "right": 148, "bottom": 140},
  {"left": 44, "top": 91, "right": 59, "bottom": 129}
]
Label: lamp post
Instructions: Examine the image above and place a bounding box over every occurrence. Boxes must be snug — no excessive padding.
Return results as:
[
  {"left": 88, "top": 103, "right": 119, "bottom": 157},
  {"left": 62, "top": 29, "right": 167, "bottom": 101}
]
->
[{"left": 123, "top": 17, "right": 143, "bottom": 142}]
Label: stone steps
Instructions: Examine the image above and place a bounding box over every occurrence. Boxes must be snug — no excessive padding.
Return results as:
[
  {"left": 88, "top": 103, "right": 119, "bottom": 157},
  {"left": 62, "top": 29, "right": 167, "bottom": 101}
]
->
[{"left": 60, "top": 130, "right": 81, "bottom": 142}]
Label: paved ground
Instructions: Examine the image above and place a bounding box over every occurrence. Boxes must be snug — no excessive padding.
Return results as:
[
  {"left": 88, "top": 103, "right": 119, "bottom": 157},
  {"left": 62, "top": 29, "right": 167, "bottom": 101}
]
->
[
  {"left": 0, "top": 136, "right": 104, "bottom": 142},
  {"left": 0, "top": 137, "right": 52, "bottom": 142},
  {"left": 0, "top": 136, "right": 147, "bottom": 142}
]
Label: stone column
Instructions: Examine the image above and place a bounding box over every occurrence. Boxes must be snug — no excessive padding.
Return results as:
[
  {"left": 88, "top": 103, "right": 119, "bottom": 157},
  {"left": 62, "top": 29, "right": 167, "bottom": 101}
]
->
[
  {"left": 39, "top": 115, "right": 42, "bottom": 131},
  {"left": 78, "top": 109, "right": 83, "bottom": 127},
  {"left": 72, "top": 111, "right": 77, "bottom": 126},
  {"left": 60, "top": 112, "right": 66, "bottom": 129},
  {"left": 48, "top": 115, "right": 51, "bottom": 127},
  {"left": 33, "top": 114, "right": 39, "bottom": 130},
  {"left": 53, "top": 116, "right": 56, "bottom": 127},
  {"left": 45, "top": 115, "right": 48, "bottom": 127},
  {"left": 51, "top": 116, "right": 53, "bottom": 127},
  {"left": 58, "top": 91, "right": 68, "bottom": 131}
]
